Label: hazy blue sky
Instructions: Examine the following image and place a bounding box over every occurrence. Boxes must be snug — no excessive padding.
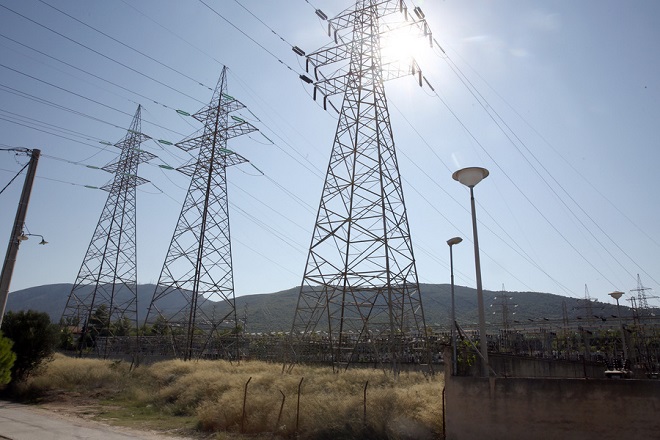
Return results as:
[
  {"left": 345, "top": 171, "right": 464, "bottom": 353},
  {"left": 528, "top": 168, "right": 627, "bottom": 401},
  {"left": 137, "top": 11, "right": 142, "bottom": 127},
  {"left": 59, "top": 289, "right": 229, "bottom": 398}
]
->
[{"left": 1, "top": 0, "right": 658, "bottom": 310}]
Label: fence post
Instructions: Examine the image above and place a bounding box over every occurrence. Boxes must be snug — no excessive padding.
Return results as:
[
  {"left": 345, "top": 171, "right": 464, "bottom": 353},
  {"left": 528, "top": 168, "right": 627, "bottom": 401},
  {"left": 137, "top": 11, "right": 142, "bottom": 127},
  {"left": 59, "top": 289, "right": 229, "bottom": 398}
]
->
[
  {"left": 296, "top": 377, "right": 304, "bottom": 433},
  {"left": 363, "top": 380, "right": 369, "bottom": 426},
  {"left": 275, "top": 390, "right": 286, "bottom": 432},
  {"left": 241, "top": 376, "right": 252, "bottom": 433}
]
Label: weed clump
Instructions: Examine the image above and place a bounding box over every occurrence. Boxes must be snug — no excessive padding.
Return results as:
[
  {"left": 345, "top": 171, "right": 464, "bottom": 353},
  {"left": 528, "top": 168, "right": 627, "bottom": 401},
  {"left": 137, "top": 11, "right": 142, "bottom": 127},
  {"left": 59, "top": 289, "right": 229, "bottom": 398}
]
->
[{"left": 13, "top": 355, "right": 444, "bottom": 438}]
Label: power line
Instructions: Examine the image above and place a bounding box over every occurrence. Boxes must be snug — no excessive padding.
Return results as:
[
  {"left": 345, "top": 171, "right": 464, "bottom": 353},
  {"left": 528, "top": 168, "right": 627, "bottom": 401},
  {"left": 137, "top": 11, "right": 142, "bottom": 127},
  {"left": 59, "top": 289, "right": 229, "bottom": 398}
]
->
[
  {"left": 36, "top": 0, "right": 214, "bottom": 92},
  {"left": 0, "top": 3, "right": 205, "bottom": 105},
  {"left": 197, "top": 0, "right": 299, "bottom": 73}
]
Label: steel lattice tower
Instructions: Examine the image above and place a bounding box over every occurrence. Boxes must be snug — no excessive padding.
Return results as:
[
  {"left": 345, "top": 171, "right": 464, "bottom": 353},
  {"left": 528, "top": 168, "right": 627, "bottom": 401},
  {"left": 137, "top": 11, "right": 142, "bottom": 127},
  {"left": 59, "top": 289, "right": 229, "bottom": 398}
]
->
[
  {"left": 289, "top": 0, "right": 432, "bottom": 371},
  {"left": 61, "top": 105, "right": 154, "bottom": 357},
  {"left": 144, "top": 67, "right": 257, "bottom": 361}
]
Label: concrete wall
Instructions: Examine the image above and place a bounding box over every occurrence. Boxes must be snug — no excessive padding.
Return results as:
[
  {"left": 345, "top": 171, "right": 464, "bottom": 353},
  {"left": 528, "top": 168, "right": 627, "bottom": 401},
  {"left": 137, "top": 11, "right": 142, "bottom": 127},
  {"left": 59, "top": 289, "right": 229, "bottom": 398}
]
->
[
  {"left": 488, "top": 353, "right": 606, "bottom": 378},
  {"left": 445, "top": 373, "right": 660, "bottom": 440}
]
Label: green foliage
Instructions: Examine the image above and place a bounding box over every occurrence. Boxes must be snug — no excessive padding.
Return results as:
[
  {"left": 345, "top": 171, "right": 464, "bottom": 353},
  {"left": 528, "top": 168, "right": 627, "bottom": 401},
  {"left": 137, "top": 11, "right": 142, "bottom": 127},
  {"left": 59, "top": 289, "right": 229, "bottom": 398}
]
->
[
  {"left": 456, "top": 338, "right": 477, "bottom": 375},
  {"left": 0, "top": 331, "right": 16, "bottom": 385},
  {"left": 149, "top": 315, "right": 171, "bottom": 335},
  {"left": 1, "top": 310, "right": 59, "bottom": 382},
  {"left": 112, "top": 316, "right": 133, "bottom": 336}
]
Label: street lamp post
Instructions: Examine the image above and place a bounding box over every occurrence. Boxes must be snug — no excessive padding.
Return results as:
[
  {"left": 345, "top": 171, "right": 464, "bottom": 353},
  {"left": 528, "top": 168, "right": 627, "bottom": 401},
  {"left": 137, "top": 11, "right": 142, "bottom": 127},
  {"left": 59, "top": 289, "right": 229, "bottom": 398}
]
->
[
  {"left": 453, "top": 166, "right": 490, "bottom": 377},
  {"left": 609, "top": 290, "right": 628, "bottom": 362},
  {"left": 447, "top": 236, "right": 462, "bottom": 375}
]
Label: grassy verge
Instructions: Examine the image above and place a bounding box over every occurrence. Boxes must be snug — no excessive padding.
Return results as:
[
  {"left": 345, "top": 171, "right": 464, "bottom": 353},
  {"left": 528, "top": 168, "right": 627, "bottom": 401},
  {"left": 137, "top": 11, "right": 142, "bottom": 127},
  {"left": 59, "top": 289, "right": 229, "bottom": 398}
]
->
[{"left": 7, "top": 354, "right": 444, "bottom": 439}]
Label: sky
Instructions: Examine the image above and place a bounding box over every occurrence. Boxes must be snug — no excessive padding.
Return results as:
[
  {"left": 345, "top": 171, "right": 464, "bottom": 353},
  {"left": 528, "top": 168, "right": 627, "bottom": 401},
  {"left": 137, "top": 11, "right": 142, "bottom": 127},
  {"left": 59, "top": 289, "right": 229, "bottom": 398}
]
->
[{"left": 0, "top": 0, "right": 659, "bottom": 309}]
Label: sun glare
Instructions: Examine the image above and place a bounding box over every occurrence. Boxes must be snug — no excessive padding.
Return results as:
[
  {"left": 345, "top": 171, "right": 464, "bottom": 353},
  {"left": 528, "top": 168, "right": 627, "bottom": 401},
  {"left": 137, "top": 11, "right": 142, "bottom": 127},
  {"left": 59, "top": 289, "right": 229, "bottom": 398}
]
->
[{"left": 379, "top": 25, "right": 431, "bottom": 67}]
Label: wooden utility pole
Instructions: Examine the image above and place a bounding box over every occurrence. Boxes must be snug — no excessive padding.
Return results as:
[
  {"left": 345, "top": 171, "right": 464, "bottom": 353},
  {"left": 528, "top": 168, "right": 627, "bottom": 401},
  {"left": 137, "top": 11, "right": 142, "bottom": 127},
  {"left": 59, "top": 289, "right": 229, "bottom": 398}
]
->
[{"left": 0, "top": 148, "right": 40, "bottom": 327}]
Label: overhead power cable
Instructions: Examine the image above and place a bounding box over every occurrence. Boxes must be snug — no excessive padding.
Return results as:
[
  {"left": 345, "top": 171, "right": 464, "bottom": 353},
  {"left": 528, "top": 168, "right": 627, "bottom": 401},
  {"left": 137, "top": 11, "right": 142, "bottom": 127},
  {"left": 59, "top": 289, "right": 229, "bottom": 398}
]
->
[
  {"left": 37, "top": 0, "right": 213, "bottom": 92},
  {"left": 0, "top": 33, "right": 183, "bottom": 115},
  {"left": 0, "top": 3, "right": 205, "bottom": 105},
  {"left": 0, "top": 161, "right": 29, "bottom": 196},
  {"left": 445, "top": 48, "right": 659, "bottom": 284},
  {"left": 197, "top": 0, "right": 299, "bottom": 73}
]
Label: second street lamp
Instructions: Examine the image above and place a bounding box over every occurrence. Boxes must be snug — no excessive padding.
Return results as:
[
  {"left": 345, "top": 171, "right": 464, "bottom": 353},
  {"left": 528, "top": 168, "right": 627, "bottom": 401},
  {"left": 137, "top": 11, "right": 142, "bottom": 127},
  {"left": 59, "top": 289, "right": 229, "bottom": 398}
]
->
[
  {"left": 447, "top": 236, "right": 462, "bottom": 375},
  {"left": 453, "top": 166, "right": 490, "bottom": 377},
  {"left": 608, "top": 290, "right": 628, "bottom": 362}
]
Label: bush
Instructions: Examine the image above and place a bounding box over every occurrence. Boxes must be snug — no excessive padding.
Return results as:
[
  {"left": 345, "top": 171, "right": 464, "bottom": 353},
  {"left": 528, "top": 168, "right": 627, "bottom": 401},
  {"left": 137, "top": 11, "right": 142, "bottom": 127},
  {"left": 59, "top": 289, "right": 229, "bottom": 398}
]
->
[
  {"left": 1, "top": 310, "right": 59, "bottom": 382},
  {"left": 0, "top": 331, "right": 16, "bottom": 385}
]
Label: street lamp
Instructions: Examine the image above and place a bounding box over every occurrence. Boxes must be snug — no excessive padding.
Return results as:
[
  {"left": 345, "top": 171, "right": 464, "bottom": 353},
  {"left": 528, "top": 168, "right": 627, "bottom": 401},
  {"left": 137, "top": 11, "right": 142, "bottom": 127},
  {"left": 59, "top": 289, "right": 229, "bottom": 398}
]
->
[
  {"left": 453, "top": 166, "right": 490, "bottom": 376},
  {"left": 447, "top": 236, "right": 462, "bottom": 375},
  {"left": 18, "top": 233, "right": 48, "bottom": 245},
  {"left": 608, "top": 290, "right": 628, "bottom": 362}
]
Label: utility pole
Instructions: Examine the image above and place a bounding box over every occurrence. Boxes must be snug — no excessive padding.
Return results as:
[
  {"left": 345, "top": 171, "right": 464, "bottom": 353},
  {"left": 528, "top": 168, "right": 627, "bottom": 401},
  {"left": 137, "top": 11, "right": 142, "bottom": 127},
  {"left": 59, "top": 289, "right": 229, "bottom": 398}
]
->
[{"left": 0, "top": 148, "right": 40, "bottom": 327}]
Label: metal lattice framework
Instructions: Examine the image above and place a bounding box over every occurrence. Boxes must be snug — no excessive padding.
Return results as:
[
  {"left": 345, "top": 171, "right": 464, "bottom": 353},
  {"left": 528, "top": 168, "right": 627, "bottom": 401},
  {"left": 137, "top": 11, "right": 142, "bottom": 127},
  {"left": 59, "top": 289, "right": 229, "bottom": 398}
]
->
[
  {"left": 144, "top": 67, "right": 257, "bottom": 361},
  {"left": 289, "top": 0, "right": 432, "bottom": 371},
  {"left": 61, "top": 105, "right": 154, "bottom": 357}
]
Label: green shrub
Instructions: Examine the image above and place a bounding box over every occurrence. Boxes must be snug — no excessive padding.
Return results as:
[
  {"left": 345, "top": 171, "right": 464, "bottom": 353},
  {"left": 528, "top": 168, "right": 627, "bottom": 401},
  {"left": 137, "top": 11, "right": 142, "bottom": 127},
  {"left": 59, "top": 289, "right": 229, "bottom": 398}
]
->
[
  {"left": 1, "top": 310, "right": 59, "bottom": 382},
  {"left": 0, "top": 331, "right": 16, "bottom": 385}
]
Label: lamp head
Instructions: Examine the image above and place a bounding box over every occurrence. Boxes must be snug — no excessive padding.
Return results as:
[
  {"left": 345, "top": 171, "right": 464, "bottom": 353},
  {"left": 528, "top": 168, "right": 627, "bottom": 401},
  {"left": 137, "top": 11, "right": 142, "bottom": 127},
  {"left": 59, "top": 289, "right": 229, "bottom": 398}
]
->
[
  {"left": 38, "top": 238, "right": 48, "bottom": 245},
  {"left": 447, "top": 237, "right": 463, "bottom": 246},
  {"left": 609, "top": 291, "right": 624, "bottom": 301},
  {"left": 452, "top": 167, "right": 489, "bottom": 188}
]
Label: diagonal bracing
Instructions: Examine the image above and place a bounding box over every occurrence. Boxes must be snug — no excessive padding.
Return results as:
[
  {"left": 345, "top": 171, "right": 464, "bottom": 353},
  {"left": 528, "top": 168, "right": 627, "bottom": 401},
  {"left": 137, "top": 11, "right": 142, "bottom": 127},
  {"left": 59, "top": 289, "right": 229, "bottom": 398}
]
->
[
  {"left": 144, "top": 66, "right": 257, "bottom": 361},
  {"left": 61, "top": 105, "right": 154, "bottom": 357},
  {"left": 289, "top": 0, "right": 432, "bottom": 372}
]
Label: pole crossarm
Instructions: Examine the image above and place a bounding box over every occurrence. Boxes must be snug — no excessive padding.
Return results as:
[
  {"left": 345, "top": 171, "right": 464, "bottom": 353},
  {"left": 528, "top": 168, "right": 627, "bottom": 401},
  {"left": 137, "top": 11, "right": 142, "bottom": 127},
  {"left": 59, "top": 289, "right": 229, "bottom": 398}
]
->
[{"left": 301, "top": 0, "right": 431, "bottom": 101}]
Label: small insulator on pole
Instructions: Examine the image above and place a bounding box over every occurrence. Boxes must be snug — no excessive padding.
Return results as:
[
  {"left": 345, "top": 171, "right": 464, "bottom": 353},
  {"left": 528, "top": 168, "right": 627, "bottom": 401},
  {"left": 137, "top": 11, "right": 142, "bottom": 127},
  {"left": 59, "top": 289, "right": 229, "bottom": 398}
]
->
[
  {"left": 414, "top": 7, "right": 425, "bottom": 19},
  {"left": 300, "top": 74, "right": 314, "bottom": 84},
  {"left": 316, "top": 9, "right": 328, "bottom": 20}
]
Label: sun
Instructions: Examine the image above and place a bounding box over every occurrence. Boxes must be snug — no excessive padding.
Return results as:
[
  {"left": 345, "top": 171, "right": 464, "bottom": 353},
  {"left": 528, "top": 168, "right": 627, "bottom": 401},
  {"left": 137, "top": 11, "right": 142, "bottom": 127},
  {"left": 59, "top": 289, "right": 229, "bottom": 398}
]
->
[{"left": 379, "top": 24, "right": 431, "bottom": 68}]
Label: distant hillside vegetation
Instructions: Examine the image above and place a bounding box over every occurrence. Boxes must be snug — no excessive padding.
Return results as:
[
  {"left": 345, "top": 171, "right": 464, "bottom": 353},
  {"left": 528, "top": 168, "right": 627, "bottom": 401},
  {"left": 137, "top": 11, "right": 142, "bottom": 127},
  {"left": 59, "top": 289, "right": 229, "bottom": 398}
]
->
[{"left": 6, "top": 283, "right": 628, "bottom": 333}]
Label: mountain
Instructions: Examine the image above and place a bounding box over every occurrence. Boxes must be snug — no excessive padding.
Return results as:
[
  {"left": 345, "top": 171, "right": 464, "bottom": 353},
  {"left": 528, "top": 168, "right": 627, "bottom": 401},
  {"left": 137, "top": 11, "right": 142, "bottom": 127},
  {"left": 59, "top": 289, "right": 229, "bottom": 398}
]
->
[{"left": 5, "top": 283, "right": 630, "bottom": 333}]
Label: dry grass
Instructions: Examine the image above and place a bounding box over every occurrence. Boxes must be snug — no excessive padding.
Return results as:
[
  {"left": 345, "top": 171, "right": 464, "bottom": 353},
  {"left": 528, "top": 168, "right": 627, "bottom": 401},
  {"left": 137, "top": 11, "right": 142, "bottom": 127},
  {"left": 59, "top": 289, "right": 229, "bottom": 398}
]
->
[{"left": 12, "top": 354, "right": 444, "bottom": 439}]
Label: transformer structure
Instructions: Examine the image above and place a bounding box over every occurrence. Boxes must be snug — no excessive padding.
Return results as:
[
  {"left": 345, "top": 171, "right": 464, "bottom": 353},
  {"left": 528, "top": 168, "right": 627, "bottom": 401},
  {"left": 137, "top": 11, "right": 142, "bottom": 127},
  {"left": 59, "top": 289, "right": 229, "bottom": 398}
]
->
[
  {"left": 61, "top": 105, "right": 154, "bottom": 357},
  {"left": 144, "top": 67, "right": 257, "bottom": 361},
  {"left": 289, "top": 0, "right": 432, "bottom": 372}
]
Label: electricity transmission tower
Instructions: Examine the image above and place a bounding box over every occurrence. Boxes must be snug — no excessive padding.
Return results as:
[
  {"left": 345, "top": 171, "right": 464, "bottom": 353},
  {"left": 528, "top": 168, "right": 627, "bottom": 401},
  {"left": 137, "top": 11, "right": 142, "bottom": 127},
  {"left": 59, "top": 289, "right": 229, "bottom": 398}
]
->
[
  {"left": 630, "top": 274, "right": 654, "bottom": 318},
  {"left": 491, "top": 285, "right": 516, "bottom": 351},
  {"left": 144, "top": 67, "right": 257, "bottom": 361},
  {"left": 289, "top": 0, "right": 432, "bottom": 371},
  {"left": 61, "top": 105, "right": 154, "bottom": 357}
]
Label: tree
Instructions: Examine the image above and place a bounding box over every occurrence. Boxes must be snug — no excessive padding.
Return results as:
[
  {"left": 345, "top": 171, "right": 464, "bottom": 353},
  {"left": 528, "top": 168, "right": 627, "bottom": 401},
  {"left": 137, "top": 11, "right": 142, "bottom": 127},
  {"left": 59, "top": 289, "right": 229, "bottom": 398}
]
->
[
  {"left": 0, "top": 331, "right": 16, "bottom": 385},
  {"left": 1, "top": 310, "right": 59, "bottom": 382}
]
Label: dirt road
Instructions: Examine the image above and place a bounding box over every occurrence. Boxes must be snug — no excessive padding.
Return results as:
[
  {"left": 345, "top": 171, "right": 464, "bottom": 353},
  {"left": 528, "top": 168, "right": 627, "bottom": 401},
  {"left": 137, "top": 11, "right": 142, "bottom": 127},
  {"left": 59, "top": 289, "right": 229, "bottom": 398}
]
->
[{"left": 0, "top": 401, "right": 192, "bottom": 440}]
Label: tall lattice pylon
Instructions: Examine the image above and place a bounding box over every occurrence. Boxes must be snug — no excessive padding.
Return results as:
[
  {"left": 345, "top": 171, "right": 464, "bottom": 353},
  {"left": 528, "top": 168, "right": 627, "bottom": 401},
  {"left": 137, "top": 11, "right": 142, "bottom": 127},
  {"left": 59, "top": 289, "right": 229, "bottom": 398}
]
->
[
  {"left": 61, "top": 105, "right": 154, "bottom": 357},
  {"left": 289, "top": 0, "right": 432, "bottom": 371},
  {"left": 144, "top": 67, "right": 257, "bottom": 361}
]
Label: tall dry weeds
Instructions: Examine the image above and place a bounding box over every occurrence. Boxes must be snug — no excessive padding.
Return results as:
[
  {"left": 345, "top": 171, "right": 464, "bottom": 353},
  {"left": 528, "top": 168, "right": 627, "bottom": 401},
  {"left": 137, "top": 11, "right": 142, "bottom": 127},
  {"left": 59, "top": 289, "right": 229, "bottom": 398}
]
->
[{"left": 17, "top": 355, "right": 444, "bottom": 439}]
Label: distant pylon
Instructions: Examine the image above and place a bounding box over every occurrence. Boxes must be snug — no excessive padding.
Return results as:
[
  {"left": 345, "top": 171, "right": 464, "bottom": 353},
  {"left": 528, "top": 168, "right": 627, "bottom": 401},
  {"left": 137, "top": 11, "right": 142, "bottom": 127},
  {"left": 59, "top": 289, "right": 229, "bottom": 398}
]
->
[
  {"left": 61, "top": 105, "right": 154, "bottom": 357},
  {"left": 289, "top": 0, "right": 431, "bottom": 372},
  {"left": 144, "top": 67, "right": 257, "bottom": 361},
  {"left": 630, "top": 274, "right": 653, "bottom": 316}
]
